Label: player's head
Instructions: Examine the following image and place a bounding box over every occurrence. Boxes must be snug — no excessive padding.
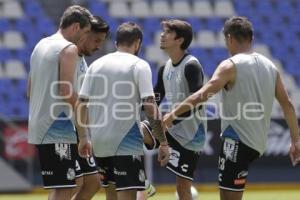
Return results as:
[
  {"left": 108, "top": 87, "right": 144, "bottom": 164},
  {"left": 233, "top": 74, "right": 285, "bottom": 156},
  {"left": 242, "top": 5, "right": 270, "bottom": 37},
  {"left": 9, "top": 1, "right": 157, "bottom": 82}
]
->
[
  {"left": 79, "top": 16, "right": 110, "bottom": 56},
  {"left": 223, "top": 16, "right": 253, "bottom": 55},
  {"left": 59, "top": 5, "right": 93, "bottom": 44},
  {"left": 160, "top": 19, "right": 193, "bottom": 51},
  {"left": 115, "top": 22, "right": 143, "bottom": 56}
]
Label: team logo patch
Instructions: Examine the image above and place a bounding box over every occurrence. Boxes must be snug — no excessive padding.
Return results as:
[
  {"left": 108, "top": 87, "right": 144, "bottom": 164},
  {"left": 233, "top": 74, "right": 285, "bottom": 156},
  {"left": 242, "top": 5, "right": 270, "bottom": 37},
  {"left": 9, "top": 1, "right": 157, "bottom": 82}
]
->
[
  {"left": 87, "top": 157, "right": 96, "bottom": 167},
  {"left": 67, "top": 168, "right": 75, "bottom": 180},
  {"left": 223, "top": 138, "right": 238, "bottom": 162},
  {"left": 139, "top": 169, "right": 146, "bottom": 182},
  {"left": 169, "top": 148, "right": 180, "bottom": 167},
  {"left": 234, "top": 178, "right": 246, "bottom": 185},
  {"left": 55, "top": 143, "right": 71, "bottom": 160}
]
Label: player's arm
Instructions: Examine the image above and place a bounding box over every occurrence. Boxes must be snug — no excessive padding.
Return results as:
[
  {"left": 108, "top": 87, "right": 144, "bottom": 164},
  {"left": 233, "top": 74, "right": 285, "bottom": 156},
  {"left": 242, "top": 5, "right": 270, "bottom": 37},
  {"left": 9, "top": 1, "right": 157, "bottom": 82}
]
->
[
  {"left": 275, "top": 72, "right": 300, "bottom": 166},
  {"left": 163, "top": 59, "right": 236, "bottom": 128},
  {"left": 184, "top": 60, "right": 204, "bottom": 93},
  {"left": 154, "top": 65, "right": 165, "bottom": 106},
  {"left": 75, "top": 68, "right": 93, "bottom": 158},
  {"left": 59, "top": 44, "right": 78, "bottom": 110},
  {"left": 137, "top": 61, "right": 169, "bottom": 166}
]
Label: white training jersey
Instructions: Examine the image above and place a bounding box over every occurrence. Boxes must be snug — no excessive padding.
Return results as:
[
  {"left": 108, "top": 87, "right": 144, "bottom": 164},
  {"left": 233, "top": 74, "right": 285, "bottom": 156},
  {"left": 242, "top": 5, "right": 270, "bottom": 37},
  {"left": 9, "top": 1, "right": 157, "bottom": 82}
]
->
[
  {"left": 28, "top": 33, "right": 77, "bottom": 144},
  {"left": 221, "top": 52, "right": 278, "bottom": 155},
  {"left": 79, "top": 51, "right": 154, "bottom": 157}
]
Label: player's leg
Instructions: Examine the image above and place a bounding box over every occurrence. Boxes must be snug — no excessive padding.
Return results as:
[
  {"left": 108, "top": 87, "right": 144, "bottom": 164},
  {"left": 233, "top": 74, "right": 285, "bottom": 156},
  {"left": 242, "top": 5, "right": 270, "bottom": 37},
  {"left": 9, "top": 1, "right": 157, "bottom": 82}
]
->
[
  {"left": 72, "top": 156, "right": 100, "bottom": 200},
  {"left": 36, "top": 144, "right": 78, "bottom": 200},
  {"left": 94, "top": 157, "right": 117, "bottom": 200},
  {"left": 218, "top": 137, "right": 260, "bottom": 200},
  {"left": 165, "top": 134, "right": 200, "bottom": 200},
  {"left": 105, "top": 184, "right": 117, "bottom": 200},
  {"left": 114, "top": 155, "right": 146, "bottom": 200},
  {"left": 176, "top": 176, "right": 192, "bottom": 200}
]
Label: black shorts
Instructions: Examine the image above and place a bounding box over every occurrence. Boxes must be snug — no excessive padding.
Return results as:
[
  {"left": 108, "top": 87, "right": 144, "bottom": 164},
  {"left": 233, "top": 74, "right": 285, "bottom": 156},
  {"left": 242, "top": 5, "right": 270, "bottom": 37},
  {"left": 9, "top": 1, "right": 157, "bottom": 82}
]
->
[
  {"left": 95, "top": 155, "right": 145, "bottom": 191},
  {"left": 36, "top": 143, "right": 77, "bottom": 189},
  {"left": 166, "top": 133, "right": 200, "bottom": 181},
  {"left": 218, "top": 137, "right": 260, "bottom": 191},
  {"left": 75, "top": 155, "right": 99, "bottom": 178}
]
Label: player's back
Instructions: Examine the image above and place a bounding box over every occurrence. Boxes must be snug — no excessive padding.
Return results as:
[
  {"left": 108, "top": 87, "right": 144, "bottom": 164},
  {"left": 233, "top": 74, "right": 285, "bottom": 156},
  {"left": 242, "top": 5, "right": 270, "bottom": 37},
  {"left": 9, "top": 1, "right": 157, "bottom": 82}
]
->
[
  {"left": 86, "top": 51, "right": 150, "bottom": 157},
  {"left": 28, "top": 34, "right": 75, "bottom": 144},
  {"left": 221, "top": 52, "right": 278, "bottom": 155}
]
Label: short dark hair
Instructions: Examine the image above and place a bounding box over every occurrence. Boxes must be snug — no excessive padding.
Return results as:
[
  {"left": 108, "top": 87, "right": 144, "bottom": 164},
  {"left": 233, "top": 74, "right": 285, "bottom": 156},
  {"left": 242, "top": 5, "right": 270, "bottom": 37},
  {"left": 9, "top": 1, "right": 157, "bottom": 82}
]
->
[
  {"left": 223, "top": 16, "right": 253, "bottom": 43},
  {"left": 161, "top": 19, "right": 193, "bottom": 50},
  {"left": 116, "top": 22, "right": 143, "bottom": 47},
  {"left": 60, "top": 5, "right": 93, "bottom": 29},
  {"left": 91, "top": 16, "right": 110, "bottom": 34}
]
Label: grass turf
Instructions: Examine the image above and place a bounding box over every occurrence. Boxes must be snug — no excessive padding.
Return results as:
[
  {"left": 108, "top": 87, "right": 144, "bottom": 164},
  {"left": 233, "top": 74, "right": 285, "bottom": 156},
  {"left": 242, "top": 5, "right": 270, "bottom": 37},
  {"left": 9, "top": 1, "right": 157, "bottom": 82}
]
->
[{"left": 0, "top": 190, "right": 300, "bottom": 200}]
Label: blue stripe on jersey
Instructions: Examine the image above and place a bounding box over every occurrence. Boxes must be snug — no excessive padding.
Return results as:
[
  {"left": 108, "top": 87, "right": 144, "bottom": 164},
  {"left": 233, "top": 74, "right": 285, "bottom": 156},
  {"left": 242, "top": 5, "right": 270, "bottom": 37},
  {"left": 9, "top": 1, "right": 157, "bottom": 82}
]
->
[
  {"left": 43, "top": 112, "right": 76, "bottom": 143},
  {"left": 116, "top": 122, "right": 143, "bottom": 155},
  {"left": 184, "top": 123, "right": 206, "bottom": 150},
  {"left": 222, "top": 125, "right": 241, "bottom": 141}
]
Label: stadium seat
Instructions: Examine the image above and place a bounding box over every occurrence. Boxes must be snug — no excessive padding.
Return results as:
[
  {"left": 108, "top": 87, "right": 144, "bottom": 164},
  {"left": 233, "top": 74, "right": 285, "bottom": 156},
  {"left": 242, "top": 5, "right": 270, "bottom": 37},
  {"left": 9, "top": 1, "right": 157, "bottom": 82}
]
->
[
  {"left": 3, "top": 31, "right": 25, "bottom": 50},
  {"left": 109, "top": 1, "right": 130, "bottom": 18},
  {"left": 151, "top": 0, "right": 172, "bottom": 17},
  {"left": 0, "top": 18, "right": 10, "bottom": 33},
  {"left": 0, "top": 49, "right": 13, "bottom": 62},
  {"left": 214, "top": 0, "right": 235, "bottom": 18},
  {"left": 172, "top": 0, "right": 192, "bottom": 17},
  {"left": 196, "top": 31, "right": 217, "bottom": 48},
  {"left": 145, "top": 45, "right": 168, "bottom": 64},
  {"left": 192, "top": 0, "right": 214, "bottom": 17},
  {"left": 253, "top": 44, "right": 272, "bottom": 59},
  {"left": 4, "top": 60, "right": 27, "bottom": 79},
  {"left": 2, "top": 0, "right": 24, "bottom": 19},
  {"left": 215, "top": 31, "right": 226, "bottom": 47},
  {"left": 131, "top": 1, "right": 151, "bottom": 18}
]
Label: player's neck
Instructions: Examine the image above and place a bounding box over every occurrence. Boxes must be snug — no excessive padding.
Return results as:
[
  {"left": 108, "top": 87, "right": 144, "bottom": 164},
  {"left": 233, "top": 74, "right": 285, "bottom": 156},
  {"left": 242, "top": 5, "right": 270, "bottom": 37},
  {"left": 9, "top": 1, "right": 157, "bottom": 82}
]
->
[
  {"left": 58, "top": 29, "right": 74, "bottom": 43},
  {"left": 168, "top": 49, "right": 186, "bottom": 65},
  {"left": 232, "top": 44, "right": 252, "bottom": 56}
]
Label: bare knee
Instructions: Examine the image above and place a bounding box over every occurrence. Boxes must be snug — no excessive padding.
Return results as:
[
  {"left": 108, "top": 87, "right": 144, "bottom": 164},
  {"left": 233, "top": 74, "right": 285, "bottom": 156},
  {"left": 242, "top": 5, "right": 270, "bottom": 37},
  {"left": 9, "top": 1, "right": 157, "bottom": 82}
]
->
[{"left": 176, "top": 177, "right": 192, "bottom": 200}]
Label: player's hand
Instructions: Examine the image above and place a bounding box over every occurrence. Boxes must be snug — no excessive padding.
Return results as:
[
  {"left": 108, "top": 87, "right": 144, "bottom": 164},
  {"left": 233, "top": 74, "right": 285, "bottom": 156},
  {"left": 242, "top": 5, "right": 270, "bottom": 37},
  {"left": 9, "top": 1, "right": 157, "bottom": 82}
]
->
[
  {"left": 158, "top": 143, "right": 170, "bottom": 167},
  {"left": 289, "top": 140, "right": 300, "bottom": 166},
  {"left": 162, "top": 113, "right": 174, "bottom": 130},
  {"left": 78, "top": 137, "right": 92, "bottom": 158}
]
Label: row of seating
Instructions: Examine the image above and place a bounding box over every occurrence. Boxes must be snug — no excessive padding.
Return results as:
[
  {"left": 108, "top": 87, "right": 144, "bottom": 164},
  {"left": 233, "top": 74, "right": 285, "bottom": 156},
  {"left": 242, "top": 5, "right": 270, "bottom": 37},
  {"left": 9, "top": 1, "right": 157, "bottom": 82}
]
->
[{"left": 90, "top": 0, "right": 235, "bottom": 18}]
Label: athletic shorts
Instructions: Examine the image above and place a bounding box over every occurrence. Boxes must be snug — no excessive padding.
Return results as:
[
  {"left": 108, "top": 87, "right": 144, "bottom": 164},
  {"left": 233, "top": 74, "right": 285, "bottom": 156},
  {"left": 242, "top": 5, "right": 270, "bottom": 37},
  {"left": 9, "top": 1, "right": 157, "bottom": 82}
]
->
[
  {"left": 36, "top": 143, "right": 77, "bottom": 189},
  {"left": 166, "top": 133, "right": 200, "bottom": 181},
  {"left": 95, "top": 155, "right": 146, "bottom": 191},
  {"left": 75, "top": 154, "right": 99, "bottom": 178},
  {"left": 218, "top": 137, "right": 260, "bottom": 191}
]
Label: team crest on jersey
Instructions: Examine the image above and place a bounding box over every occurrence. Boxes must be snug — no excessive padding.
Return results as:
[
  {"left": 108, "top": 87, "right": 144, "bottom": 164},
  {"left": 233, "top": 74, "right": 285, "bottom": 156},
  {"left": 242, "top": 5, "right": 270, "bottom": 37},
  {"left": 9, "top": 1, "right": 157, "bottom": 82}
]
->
[
  {"left": 167, "top": 71, "right": 174, "bottom": 80},
  {"left": 55, "top": 143, "right": 71, "bottom": 160}
]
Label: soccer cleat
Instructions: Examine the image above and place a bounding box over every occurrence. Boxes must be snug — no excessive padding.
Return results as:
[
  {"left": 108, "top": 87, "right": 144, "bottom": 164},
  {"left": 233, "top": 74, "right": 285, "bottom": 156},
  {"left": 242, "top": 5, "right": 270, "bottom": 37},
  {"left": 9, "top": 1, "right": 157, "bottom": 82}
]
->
[{"left": 145, "top": 180, "right": 156, "bottom": 199}]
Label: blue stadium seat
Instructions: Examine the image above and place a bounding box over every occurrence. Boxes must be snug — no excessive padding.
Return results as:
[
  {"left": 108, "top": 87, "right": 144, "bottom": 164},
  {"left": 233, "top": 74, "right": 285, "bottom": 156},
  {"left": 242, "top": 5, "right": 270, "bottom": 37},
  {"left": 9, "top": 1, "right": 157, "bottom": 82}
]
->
[
  {"left": 143, "top": 18, "right": 161, "bottom": 34},
  {"left": 0, "top": 49, "right": 13, "bottom": 62},
  {"left": 14, "top": 18, "right": 33, "bottom": 34},
  {"left": 23, "top": 0, "right": 45, "bottom": 19},
  {"left": 0, "top": 18, "right": 10, "bottom": 33}
]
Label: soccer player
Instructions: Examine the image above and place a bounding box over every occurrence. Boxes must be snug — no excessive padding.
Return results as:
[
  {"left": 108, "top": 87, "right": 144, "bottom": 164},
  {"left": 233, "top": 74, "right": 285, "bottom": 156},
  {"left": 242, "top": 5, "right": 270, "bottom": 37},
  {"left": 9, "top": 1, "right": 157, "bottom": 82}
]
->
[
  {"left": 72, "top": 16, "right": 109, "bottom": 200},
  {"left": 76, "top": 22, "right": 170, "bottom": 200},
  {"left": 162, "top": 16, "right": 300, "bottom": 200},
  {"left": 154, "top": 19, "right": 207, "bottom": 200},
  {"left": 27, "top": 5, "right": 93, "bottom": 200}
]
